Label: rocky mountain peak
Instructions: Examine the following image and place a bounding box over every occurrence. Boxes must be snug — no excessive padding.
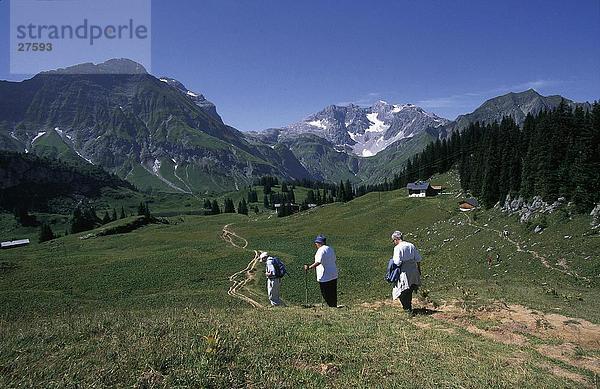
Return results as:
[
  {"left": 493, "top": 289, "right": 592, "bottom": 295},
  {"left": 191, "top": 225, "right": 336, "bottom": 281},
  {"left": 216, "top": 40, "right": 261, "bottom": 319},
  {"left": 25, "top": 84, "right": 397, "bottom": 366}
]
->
[
  {"left": 275, "top": 101, "right": 448, "bottom": 157},
  {"left": 158, "top": 77, "right": 222, "bottom": 123},
  {"left": 42, "top": 58, "right": 148, "bottom": 75}
]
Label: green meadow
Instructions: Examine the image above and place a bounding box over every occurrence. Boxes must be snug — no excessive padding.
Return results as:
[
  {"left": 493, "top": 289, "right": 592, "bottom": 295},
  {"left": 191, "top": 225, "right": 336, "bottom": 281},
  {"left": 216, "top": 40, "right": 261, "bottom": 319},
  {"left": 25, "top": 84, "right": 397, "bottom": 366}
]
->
[{"left": 1, "top": 172, "right": 599, "bottom": 387}]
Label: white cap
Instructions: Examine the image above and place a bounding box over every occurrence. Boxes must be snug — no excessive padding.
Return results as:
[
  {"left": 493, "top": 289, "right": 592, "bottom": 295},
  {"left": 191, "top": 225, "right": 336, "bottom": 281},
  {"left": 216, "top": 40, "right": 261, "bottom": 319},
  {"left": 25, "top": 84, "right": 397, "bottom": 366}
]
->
[
  {"left": 391, "top": 231, "right": 403, "bottom": 240},
  {"left": 259, "top": 252, "right": 269, "bottom": 261}
]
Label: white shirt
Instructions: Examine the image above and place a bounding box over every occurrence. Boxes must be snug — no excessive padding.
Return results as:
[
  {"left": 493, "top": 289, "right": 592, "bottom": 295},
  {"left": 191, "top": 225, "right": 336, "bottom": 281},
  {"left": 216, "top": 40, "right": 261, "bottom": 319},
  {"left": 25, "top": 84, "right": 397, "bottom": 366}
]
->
[
  {"left": 265, "top": 258, "right": 276, "bottom": 279},
  {"left": 392, "top": 241, "right": 422, "bottom": 265},
  {"left": 392, "top": 241, "right": 422, "bottom": 297},
  {"left": 314, "top": 245, "right": 338, "bottom": 282}
]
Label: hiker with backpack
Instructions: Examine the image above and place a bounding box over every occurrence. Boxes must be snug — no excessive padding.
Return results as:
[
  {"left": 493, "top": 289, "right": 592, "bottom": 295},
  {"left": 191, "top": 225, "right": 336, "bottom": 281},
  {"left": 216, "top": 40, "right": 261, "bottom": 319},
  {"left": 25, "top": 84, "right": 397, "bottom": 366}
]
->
[
  {"left": 388, "top": 230, "right": 422, "bottom": 313},
  {"left": 259, "top": 252, "right": 286, "bottom": 306},
  {"left": 304, "top": 234, "right": 338, "bottom": 307}
]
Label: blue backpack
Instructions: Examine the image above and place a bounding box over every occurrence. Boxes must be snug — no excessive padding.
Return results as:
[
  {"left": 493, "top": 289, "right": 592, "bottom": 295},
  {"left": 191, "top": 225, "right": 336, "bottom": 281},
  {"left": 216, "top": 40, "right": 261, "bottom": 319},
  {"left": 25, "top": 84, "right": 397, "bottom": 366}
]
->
[
  {"left": 271, "top": 257, "right": 287, "bottom": 278},
  {"left": 385, "top": 258, "right": 401, "bottom": 283}
]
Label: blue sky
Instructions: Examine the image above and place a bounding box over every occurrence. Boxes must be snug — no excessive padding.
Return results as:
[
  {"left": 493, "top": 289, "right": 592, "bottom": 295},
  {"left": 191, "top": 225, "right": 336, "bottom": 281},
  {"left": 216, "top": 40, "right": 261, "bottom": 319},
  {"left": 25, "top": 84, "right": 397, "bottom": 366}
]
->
[{"left": 1, "top": 0, "right": 599, "bottom": 130}]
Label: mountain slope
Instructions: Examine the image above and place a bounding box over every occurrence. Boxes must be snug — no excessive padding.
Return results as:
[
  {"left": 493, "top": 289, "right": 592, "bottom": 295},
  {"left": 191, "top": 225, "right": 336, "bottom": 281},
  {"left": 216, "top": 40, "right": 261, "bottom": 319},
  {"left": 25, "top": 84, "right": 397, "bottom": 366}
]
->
[
  {"left": 0, "top": 59, "right": 311, "bottom": 194},
  {"left": 438, "top": 89, "right": 593, "bottom": 137},
  {"left": 283, "top": 134, "right": 361, "bottom": 182}
]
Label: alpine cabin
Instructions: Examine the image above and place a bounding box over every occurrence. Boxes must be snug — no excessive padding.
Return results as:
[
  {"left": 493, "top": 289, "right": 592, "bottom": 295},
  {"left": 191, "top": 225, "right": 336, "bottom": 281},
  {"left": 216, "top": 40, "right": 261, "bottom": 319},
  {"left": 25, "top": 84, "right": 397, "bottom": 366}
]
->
[
  {"left": 407, "top": 181, "right": 439, "bottom": 197},
  {"left": 458, "top": 198, "right": 479, "bottom": 211}
]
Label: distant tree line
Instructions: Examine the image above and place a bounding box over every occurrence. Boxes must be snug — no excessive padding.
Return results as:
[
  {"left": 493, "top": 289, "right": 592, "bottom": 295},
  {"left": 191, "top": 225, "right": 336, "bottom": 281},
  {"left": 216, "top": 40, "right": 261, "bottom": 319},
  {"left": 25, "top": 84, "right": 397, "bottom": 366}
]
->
[
  {"left": 202, "top": 197, "right": 250, "bottom": 216},
  {"left": 37, "top": 203, "right": 134, "bottom": 243}
]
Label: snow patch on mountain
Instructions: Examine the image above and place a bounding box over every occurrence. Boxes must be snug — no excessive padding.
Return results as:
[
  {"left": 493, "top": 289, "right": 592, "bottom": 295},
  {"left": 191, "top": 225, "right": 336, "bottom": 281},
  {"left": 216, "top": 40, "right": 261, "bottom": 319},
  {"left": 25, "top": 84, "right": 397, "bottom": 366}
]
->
[
  {"left": 307, "top": 119, "right": 327, "bottom": 129},
  {"left": 141, "top": 161, "right": 190, "bottom": 193},
  {"left": 74, "top": 149, "right": 94, "bottom": 165},
  {"left": 31, "top": 131, "right": 46, "bottom": 144},
  {"left": 152, "top": 159, "right": 161, "bottom": 175},
  {"left": 365, "top": 113, "right": 390, "bottom": 133}
]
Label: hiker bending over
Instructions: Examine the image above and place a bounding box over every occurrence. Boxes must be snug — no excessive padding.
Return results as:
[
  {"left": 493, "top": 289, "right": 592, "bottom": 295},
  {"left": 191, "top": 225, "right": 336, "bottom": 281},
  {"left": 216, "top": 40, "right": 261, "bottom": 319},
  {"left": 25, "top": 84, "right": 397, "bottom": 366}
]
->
[
  {"left": 391, "top": 231, "right": 422, "bottom": 313},
  {"left": 304, "top": 235, "right": 338, "bottom": 307},
  {"left": 259, "top": 252, "right": 285, "bottom": 306}
]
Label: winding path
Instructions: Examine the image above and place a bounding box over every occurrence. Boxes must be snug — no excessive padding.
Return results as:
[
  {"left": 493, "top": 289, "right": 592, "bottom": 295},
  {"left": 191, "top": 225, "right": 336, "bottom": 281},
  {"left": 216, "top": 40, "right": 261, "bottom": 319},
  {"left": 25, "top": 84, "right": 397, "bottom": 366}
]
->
[
  {"left": 221, "top": 224, "right": 263, "bottom": 308},
  {"left": 462, "top": 214, "right": 590, "bottom": 282}
]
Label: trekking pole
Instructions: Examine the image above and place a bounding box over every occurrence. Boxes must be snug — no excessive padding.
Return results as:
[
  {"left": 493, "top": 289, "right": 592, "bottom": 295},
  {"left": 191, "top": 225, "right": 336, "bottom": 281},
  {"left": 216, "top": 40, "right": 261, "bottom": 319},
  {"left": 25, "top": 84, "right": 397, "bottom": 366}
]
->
[{"left": 304, "top": 266, "right": 309, "bottom": 306}]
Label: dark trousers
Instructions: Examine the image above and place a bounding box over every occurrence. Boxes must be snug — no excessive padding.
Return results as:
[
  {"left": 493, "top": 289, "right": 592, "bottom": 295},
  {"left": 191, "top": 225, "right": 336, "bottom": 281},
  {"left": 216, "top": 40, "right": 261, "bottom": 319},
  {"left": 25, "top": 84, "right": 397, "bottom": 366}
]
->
[
  {"left": 319, "top": 278, "right": 337, "bottom": 307},
  {"left": 399, "top": 285, "right": 416, "bottom": 312}
]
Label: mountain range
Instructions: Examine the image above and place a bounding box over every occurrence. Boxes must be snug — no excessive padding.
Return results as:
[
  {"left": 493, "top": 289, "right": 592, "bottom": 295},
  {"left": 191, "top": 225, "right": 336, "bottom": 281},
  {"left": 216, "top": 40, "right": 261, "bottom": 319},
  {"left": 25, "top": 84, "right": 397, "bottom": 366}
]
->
[
  {"left": 251, "top": 100, "right": 448, "bottom": 157},
  {"left": 0, "top": 59, "right": 313, "bottom": 194},
  {"left": 0, "top": 58, "right": 592, "bottom": 194}
]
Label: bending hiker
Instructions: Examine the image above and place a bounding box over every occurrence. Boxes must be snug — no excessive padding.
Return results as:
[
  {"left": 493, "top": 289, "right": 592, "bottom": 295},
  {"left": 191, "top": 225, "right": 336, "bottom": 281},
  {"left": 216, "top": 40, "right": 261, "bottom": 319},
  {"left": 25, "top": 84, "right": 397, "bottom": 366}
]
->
[
  {"left": 390, "top": 230, "right": 422, "bottom": 313},
  {"left": 259, "top": 252, "right": 285, "bottom": 306},
  {"left": 304, "top": 235, "right": 338, "bottom": 307}
]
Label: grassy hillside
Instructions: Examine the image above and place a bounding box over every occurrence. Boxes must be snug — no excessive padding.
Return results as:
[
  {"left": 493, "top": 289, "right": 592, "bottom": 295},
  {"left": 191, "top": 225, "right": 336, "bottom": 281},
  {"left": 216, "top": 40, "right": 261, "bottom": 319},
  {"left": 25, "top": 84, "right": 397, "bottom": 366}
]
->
[{"left": 1, "top": 171, "right": 598, "bottom": 387}]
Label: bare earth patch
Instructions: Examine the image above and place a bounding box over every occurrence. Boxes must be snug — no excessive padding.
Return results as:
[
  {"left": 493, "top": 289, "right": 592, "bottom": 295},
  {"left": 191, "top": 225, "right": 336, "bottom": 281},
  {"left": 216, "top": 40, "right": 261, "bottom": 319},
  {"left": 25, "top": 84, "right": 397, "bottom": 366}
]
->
[
  {"left": 429, "top": 300, "right": 600, "bottom": 380},
  {"left": 362, "top": 298, "right": 600, "bottom": 385}
]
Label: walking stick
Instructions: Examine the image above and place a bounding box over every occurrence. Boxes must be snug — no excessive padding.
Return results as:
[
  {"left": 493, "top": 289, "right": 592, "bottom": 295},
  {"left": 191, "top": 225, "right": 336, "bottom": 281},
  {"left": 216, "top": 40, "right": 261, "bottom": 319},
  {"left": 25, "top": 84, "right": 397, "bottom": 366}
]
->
[{"left": 304, "top": 267, "right": 308, "bottom": 306}]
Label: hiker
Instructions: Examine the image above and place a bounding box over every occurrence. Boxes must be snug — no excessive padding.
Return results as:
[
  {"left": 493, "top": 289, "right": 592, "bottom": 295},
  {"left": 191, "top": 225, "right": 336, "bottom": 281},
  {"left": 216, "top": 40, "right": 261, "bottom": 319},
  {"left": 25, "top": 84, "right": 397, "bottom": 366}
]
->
[
  {"left": 259, "top": 252, "right": 284, "bottom": 306},
  {"left": 304, "top": 235, "right": 338, "bottom": 307},
  {"left": 390, "top": 230, "right": 422, "bottom": 313}
]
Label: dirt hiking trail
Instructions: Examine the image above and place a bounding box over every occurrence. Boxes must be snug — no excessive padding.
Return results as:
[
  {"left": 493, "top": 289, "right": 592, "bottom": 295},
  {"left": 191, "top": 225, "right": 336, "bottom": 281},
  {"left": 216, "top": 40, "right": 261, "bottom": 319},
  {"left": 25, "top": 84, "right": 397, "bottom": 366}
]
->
[{"left": 221, "top": 224, "right": 263, "bottom": 308}]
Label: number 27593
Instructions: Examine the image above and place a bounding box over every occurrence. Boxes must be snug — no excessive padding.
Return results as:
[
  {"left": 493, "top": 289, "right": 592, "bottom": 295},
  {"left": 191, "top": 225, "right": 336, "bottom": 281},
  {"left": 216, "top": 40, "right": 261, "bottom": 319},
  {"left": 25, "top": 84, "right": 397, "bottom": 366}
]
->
[{"left": 17, "top": 42, "right": 53, "bottom": 52}]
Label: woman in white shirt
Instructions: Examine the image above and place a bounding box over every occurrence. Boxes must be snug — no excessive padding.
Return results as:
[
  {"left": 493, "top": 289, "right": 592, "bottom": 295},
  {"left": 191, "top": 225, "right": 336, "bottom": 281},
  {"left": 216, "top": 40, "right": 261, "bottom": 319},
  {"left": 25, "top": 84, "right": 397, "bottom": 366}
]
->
[
  {"left": 391, "top": 230, "right": 422, "bottom": 313},
  {"left": 304, "top": 234, "right": 338, "bottom": 307}
]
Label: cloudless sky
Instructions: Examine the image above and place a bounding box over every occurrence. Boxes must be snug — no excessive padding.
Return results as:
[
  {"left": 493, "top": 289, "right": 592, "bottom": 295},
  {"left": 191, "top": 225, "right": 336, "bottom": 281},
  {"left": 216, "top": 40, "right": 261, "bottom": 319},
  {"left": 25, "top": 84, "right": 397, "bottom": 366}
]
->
[{"left": 1, "top": 0, "right": 598, "bottom": 130}]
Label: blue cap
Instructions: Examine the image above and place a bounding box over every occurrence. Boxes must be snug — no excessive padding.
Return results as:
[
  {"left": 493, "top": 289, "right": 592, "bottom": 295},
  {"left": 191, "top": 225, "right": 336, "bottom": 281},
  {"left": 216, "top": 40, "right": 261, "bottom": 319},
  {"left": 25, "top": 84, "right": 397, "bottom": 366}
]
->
[{"left": 314, "top": 235, "right": 326, "bottom": 244}]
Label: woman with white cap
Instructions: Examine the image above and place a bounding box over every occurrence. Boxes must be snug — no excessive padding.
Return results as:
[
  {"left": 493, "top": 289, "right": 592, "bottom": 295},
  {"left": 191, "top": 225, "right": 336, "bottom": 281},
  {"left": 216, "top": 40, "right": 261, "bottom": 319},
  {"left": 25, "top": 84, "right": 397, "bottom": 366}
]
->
[
  {"left": 259, "top": 252, "right": 283, "bottom": 306},
  {"left": 390, "top": 230, "right": 422, "bottom": 313}
]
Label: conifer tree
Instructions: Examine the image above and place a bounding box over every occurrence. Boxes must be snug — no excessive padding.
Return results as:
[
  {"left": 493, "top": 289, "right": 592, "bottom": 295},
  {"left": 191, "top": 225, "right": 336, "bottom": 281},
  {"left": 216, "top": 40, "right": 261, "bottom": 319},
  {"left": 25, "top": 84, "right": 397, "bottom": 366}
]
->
[
  {"left": 306, "top": 190, "right": 315, "bottom": 204},
  {"left": 211, "top": 200, "right": 221, "bottom": 215},
  {"left": 238, "top": 199, "right": 249, "bottom": 215},
  {"left": 137, "top": 202, "right": 146, "bottom": 216},
  {"left": 39, "top": 223, "right": 55, "bottom": 243},
  {"left": 344, "top": 180, "right": 354, "bottom": 201},
  {"left": 223, "top": 198, "right": 235, "bottom": 213},
  {"left": 338, "top": 180, "right": 346, "bottom": 202}
]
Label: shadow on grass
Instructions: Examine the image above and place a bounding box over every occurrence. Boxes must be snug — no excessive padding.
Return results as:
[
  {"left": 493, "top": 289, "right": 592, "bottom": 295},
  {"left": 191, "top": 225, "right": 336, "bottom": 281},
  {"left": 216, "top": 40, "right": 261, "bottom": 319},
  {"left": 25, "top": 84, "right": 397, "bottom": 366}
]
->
[{"left": 412, "top": 307, "right": 439, "bottom": 316}]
